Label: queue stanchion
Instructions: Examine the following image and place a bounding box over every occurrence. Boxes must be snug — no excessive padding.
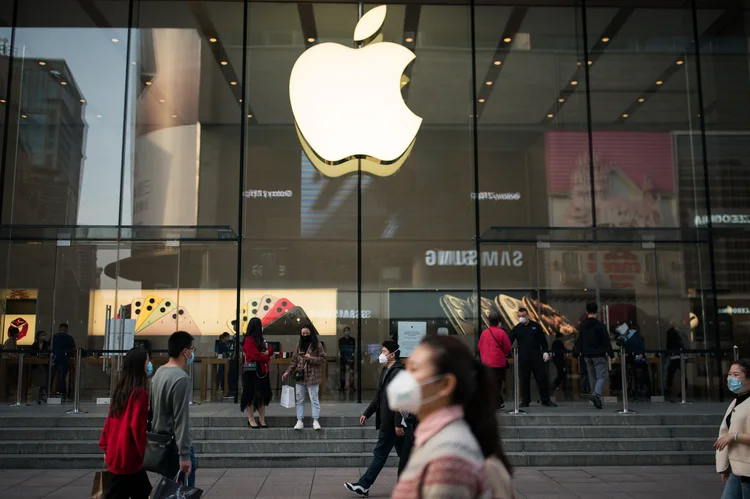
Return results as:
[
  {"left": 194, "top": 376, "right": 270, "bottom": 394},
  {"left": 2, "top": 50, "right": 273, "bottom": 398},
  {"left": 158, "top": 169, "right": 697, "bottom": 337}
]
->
[
  {"left": 734, "top": 345, "right": 740, "bottom": 362},
  {"left": 507, "top": 348, "right": 525, "bottom": 415},
  {"left": 188, "top": 361, "right": 200, "bottom": 406},
  {"left": 9, "top": 353, "right": 28, "bottom": 407},
  {"left": 66, "top": 349, "right": 87, "bottom": 414},
  {"left": 616, "top": 350, "right": 636, "bottom": 414},
  {"left": 676, "top": 351, "right": 691, "bottom": 405}
]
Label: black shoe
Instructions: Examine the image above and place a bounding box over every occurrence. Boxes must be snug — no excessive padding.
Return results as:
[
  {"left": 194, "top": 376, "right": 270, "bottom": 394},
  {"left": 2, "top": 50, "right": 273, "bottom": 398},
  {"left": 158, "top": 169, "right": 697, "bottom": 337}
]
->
[
  {"left": 590, "top": 395, "right": 603, "bottom": 409},
  {"left": 345, "top": 482, "right": 369, "bottom": 496},
  {"left": 541, "top": 400, "right": 558, "bottom": 407},
  {"left": 519, "top": 402, "right": 530, "bottom": 408}
]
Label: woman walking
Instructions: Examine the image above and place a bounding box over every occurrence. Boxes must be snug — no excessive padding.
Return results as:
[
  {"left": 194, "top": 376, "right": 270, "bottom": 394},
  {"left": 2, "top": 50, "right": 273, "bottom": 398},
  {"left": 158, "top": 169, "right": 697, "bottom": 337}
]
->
[
  {"left": 241, "top": 317, "right": 274, "bottom": 428},
  {"left": 282, "top": 324, "right": 326, "bottom": 430},
  {"left": 716, "top": 359, "right": 750, "bottom": 498},
  {"left": 99, "top": 347, "right": 152, "bottom": 499},
  {"left": 388, "top": 335, "right": 514, "bottom": 498}
]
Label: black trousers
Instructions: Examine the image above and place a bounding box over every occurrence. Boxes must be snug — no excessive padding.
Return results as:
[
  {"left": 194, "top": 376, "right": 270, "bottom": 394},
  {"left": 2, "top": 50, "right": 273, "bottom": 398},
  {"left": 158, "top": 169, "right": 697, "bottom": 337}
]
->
[
  {"left": 665, "top": 358, "right": 681, "bottom": 393},
  {"left": 399, "top": 426, "right": 414, "bottom": 476},
  {"left": 519, "top": 356, "right": 550, "bottom": 404},
  {"left": 553, "top": 359, "right": 567, "bottom": 391},
  {"left": 492, "top": 367, "right": 506, "bottom": 406},
  {"left": 103, "top": 470, "right": 152, "bottom": 499}
]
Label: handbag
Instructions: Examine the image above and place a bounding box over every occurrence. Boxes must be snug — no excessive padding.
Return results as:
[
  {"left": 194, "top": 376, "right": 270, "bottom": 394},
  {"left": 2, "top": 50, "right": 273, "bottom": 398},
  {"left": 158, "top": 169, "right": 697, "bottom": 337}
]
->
[
  {"left": 150, "top": 472, "right": 203, "bottom": 499},
  {"left": 142, "top": 397, "right": 178, "bottom": 475},
  {"left": 90, "top": 469, "right": 111, "bottom": 499},
  {"left": 280, "top": 384, "right": 295, "bottom": 409},
  {"left": 242, "top": 361, "right": 258, "bottom": 373}
]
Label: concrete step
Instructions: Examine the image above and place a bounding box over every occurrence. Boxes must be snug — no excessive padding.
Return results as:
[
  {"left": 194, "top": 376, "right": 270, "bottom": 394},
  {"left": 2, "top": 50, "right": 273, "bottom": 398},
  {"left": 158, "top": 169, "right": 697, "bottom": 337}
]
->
[{"left": 502, "top": 438, "right": 714, "bottom": 453}]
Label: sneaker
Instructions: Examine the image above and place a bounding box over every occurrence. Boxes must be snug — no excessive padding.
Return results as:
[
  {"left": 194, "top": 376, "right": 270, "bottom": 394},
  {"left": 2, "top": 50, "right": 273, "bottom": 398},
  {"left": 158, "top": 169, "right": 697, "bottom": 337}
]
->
[
  {"left": 345, "top": 482, "right": 370, "bottom": 496},
  {"left": 313, "top": 420, "right": 322, "bottom": 431},
  {"left": 294, "top": 421, "right": 304, "bottom": 430},
  {"left": 541, "top": 400, "right": 558, "bottom": 407},
  {"left": 591, "top": 395, "right": 603, "bottom": 410}
]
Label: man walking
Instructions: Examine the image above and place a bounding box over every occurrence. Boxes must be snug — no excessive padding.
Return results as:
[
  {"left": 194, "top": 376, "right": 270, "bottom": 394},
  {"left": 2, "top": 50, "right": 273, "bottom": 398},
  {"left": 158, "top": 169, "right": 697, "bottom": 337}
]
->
[
  {"left": 574, "top": 303, "right": 614, "bottom": 409},
  {"left": 478, "top": 312, "right": 512, "bottom": 408},
  {"left": 52, "top": 323, "right": 76, "bottom": 399},
  {"left": 346, "top": 340, "right": 408, "bottom": 497},
  {"left": 151, "top": 331, "right": 197, "bottom": 486},
  {"left": 510, "top": 307, "right": 557, "bottom": 407}
]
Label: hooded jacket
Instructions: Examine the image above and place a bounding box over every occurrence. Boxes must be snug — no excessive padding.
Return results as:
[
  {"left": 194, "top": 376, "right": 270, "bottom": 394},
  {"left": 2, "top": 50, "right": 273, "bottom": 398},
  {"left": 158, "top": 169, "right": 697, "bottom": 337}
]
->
[{"left": 575, "top": 317, "right": 614, "bottom": 358}]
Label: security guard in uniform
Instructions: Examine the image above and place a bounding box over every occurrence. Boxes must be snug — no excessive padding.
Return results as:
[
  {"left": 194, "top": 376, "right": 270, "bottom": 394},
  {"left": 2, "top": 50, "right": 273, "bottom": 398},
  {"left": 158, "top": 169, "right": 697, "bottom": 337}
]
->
[{"left": 509, "top": 307, "right": 557, "bottom": 407}]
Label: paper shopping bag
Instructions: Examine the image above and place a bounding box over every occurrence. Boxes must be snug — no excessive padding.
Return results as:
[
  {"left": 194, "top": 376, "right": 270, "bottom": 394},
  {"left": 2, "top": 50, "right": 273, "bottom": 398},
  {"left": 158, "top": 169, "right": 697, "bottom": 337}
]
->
[
  {"left": 90, "top": 470, "right": 110, "bottom": 499},
  {"left": 280, "top": 385, "right": 295, "bottom": 409}
]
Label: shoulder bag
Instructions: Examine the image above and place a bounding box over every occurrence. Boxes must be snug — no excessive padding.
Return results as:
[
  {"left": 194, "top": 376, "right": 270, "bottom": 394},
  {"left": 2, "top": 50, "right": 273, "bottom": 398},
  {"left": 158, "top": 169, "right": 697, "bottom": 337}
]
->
[{"left": 142, "top": 395, "right": 178, "bottom": 475}]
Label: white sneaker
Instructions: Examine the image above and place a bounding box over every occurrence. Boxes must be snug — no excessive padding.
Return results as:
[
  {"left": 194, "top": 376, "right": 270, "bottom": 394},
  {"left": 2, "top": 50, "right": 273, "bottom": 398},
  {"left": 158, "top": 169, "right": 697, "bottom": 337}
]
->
[
  {"left": 294, "top": 420, "right": 304, "bottom": 430},
  {"left": 313, "top": 420, "right": 322, "bottom": 431},
  {"left": 345, "top": 482, "right": 369, "bottom": 496}
]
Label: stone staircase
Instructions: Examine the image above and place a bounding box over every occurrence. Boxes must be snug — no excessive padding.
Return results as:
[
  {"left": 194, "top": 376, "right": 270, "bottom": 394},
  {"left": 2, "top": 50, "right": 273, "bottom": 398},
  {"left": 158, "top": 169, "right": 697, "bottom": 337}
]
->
[{"left": 0, "top": 409, "right": 719, "bottom": 469}]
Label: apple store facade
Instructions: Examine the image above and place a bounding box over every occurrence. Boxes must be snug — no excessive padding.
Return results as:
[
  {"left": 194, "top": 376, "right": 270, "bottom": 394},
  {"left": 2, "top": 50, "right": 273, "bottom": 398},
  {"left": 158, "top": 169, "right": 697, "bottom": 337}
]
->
[{"left": 0, "top": 0, "right": 749, "bottom": 403}]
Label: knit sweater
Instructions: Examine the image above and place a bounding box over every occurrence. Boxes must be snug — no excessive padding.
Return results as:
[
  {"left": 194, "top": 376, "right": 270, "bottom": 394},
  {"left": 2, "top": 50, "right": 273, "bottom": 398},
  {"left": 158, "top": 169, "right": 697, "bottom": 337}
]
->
[
  {"left": 717, "top": 395, "right": 750, "bottom": 477},
  {"left": 392, "top": 408, "right": 490, "bottom": 499}
]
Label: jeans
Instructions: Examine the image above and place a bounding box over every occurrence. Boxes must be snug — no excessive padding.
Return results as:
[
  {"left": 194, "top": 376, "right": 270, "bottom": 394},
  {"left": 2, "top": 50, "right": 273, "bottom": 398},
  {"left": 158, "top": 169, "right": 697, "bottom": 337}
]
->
[
  {"left": 359, "top": 429, "right": 405, "bottom": 489},
  {"left": 165, "top": 446, "right": 197, "bottom": 488},
  {"left": 722, "top": 472, "right": 750, "bottom": 499},
  {"left": 295, "top": 384, "right": 320, "bottom": 419},
  {"left": 585, "top": 357, "right": 608, "bottom": 398}
]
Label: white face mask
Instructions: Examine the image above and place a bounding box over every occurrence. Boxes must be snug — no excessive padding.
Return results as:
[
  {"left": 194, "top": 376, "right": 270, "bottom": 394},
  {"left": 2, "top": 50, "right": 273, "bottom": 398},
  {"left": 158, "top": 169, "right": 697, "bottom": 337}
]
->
[
  {"left": 518, "top": 316, "right": 527, "bottom": 324},
  {"left": 386, "top": 370, "right": 442, "bottom": 414},
  {"left": 616, "top": 323, "right": 629, "bottom": 335},
  {"left": 378, "top": 349, "right": 399, "bottom": 365}
]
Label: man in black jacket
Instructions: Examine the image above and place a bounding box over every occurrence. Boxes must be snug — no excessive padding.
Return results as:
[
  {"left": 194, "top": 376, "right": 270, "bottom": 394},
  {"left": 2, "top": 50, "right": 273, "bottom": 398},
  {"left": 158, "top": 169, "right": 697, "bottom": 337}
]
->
[
  {"left": 510, "top": 307, "right": 557, "bottom": 407},
  {"left": 574, "top": 302, "right": 614, "bottom": 409},
  {"left": 346, "top": 340, "right": 406, "bottom": 496}
]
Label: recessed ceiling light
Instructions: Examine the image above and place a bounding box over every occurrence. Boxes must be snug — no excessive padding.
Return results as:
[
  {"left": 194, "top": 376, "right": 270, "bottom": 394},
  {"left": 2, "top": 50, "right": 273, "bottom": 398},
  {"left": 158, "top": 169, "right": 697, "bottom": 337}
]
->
[
  {"left": 559, "top": 98, "right": 565, "bottom": 103},
  {"left": 172, "top": 114, "right": 177, "bottom": 118},
  {"left": 485, "top": 81, "right": 493, "bottom": 86},
  {"left": 209, "top": 37, "right": 218, "bottom": 43},
  {"left": 80, "top": 99, "right": 85, "bottom": 103},
  {"left": 494, "top": 60, "right": 502, "bottom": 66},
  {"left": 230, "top": 81, "right": 237, "bottom": 86},
  {"left": 547, "top": 113, "right": 554, "bottom": 118},
  {"left": 96, "top": 114, "right": 102, "bottom": 118},
  {"left": 60, "top": 81, "right": 67, "bottom": 86},
  {"left": 247, "top": 114, "right": 253, "bottom": 118},
  {"left": 307, "top": 37, "right": 315, "bottom": 43},
  {"left": 478, "top": 98, "right": 485, "bottom": 103},
  {"left": 405, "top": 37, "right": 413, "bottom": 43},
  {"left": 503, "top": 37, "right": 512, "bottom": 43},
  {"left": 220, "top": 61, "right": 228, "bottom": 66},
  {"left": 638, "top": 97, "right": 645, "bottom": 103},
  {"left": 0, "top": 99, "right": 5, "bottom": 103},
  {"left": 239, "top": 99, "right": 243, "bottom": 103},
  {"left": 112, "top": 38, "right": 119, "bottom": 43},
  {"left": 588, "top": 60, "right": 593, "bottom": 65},
  {"left": 676, "top": 60, "right": 684, "bottom": 65},
  {"left": 21, "top": 114, "right": 27, "bottom": 118},
  {"left": 601, "top": 37, "right": 610, "bottom": 43},
  {"left": 622, "top": 113, "right": 629, "bottom": 118},
  {"left": 656, "top": 80, "right": 663, "bottom": 85},
  {"left": 159, "top": 99, "right": 165, "bottom": 103},
  {"left": 38, "top": 61, "right": 46, "bottom": 66},
  {"left": 571, "top": 80, "right": 578, "bottom": 86},
  {"left": 577, "top": 61, "right": 583, "bottom": 67},
  {"left": 145, "top": 81, "right": 152, "bottom": 86}
]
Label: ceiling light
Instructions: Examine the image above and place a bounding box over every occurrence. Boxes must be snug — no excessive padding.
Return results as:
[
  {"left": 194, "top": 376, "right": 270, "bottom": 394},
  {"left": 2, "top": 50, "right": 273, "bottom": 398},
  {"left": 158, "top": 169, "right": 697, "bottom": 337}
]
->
[
  {"left": 494, "top": 60, "right": 502, "bottom": 66},
  {"left": 478, "top": 98, "right": 485, "bottom": 103},
  {"left": 220, "top": 61, "right": 228, "bottom": 66},
  {"left": 112, "top": 38, "right": 119, "bottom": 43},
  {"left": 247, "top": 114, "right": 253, "bottom": 118},
  {"left": 656, "top": 80, "right": 663, "bottom": 85},
  {"left": 145, "top": 81, "right": 152, "bottom": 86},
  {"left": 601, "top": 37, "right": 610, "bottom": 43},
  {"left": 172, "top": 114, "right": 177, "bottom": 118},
  {"left": 159, "top": 99, "right": 165, "bottom": 103},
  {"left": 60, "top": 81, "right": 67, "bottom": 86},
  {"left": 676, "top": 60, "right": 684, "bottom": 65},
  {"left": 80, "top": 99, "right": 85, "bottom": 103},
  {"left": 0, "top": 99, "right": 5, "bottom": 103},
  {"left": 405, "top": 37, "right": 413, "bottom": 43},
  {"left": 485, "top": 81, "right": 493, "bottom": 86},
  {"left": 559, "top": 98, "right": 565, "bottom": 103},
  {"left": 239, "top": 99, "right": 243, "bottom": 103},
  {"left": 638, "top": 97, "right": 645, "bottom": 103},
  {"left": 21, "top": 114, "right": 27, "bottom": 118},
  {"left": 230, "top": 81, "right": 237, "bottom": 86},
  {"left": 96, "top": 114, "right": 102, "bottom": 118},
  {"left": 588, "top": 60, "right": 593, "bottom": 65},
  {"left": 571, "top": 80, "right": 578, "bottom": 86},
  {"left": 622, "top": 113, "right": 629, "bottom": 118},
  {"left": 209, "top": 37, "right": 218, "bottom": 43},
  {"left": 503, "top": 37, "right": 511, "bottom": 43},
  {"left": 577, "top": 61, "right": 583, "bottom": 67},
  {"left": 38, "top": 61, "right": 46, "bottom": 66},
  {"left": 547, "top": 113, "right": 554, "bottom": 118},
  {"left": 307, "top": 37, "right": 315, "bottom": 43}
]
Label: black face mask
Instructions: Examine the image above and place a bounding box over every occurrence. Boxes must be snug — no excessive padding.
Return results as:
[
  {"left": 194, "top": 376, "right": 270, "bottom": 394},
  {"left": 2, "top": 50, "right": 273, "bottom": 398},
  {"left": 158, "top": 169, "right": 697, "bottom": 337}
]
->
[{"left": 300, "top": 335, "right": 312, "bottom": 351}]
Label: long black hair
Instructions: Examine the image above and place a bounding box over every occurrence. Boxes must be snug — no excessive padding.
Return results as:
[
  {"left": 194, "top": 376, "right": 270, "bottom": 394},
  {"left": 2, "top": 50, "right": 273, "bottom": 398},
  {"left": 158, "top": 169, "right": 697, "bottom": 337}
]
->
[
  {"left": 420, "top": 335, "right": 512, "bottom": 472},
  {"left": 246, "top": 317, "right": 264, "bottom": 350},
  {"left": 110, "top": 347, "right": 149, "bottom": 418}
]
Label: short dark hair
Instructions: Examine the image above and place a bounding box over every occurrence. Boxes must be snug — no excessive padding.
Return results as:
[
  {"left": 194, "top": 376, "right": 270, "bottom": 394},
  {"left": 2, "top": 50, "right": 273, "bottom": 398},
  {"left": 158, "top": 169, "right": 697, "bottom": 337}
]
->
[
  {"left": 586, "top": 302, "right": 598, "bottom": 314},
  {"left": 168, "top": 331, "right": 194, "bottom": 358},
  {"left": 343, "top": 326, "right": 350, "bottom": 331},
  {"left": 518, "top": 307, "right": 528, "bottom": 313},
  {"left": 733, "top": 359, "right": 750, "bottom": 379},
  {"left": 58, "top": 323, "right": 68, "bottom": 330},
  {"left": 220, "top": 332, "right": 231, "bottom": 340},
  {"left": 8, "top": 326, "right": 19, "bottom": 338},
  {"left": 488, "top": 312, "right": 501, "bottom": 327},
  {"left": 555, "top": 332, "right": 563, "bottom": 339},
  {"left": 382, "top": 340, "right": 400, "bottom": 359}
]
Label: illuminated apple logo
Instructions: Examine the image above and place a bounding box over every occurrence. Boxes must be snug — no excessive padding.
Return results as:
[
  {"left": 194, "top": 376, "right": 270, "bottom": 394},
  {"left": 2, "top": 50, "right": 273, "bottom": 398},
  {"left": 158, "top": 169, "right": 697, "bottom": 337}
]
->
[{"left": 289, "top": 6, "right": 422, "bottom": 177}]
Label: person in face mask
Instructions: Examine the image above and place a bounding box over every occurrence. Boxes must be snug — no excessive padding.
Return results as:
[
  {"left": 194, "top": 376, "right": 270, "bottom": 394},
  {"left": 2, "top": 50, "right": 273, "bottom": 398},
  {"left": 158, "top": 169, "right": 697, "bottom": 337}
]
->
[
  {"left": 98, "top": 347, "right": 152, "bottom": 498},
  {"left": 509, "top": 307, "right": 557, "bottom": 408},
  {"left": 339, "top": 327, "right": 356, "bottom": 393},
  {"left": 282, "top": 324, "right": 326, "bottom": 430},
  {"left": 388, "top": 336, "right": 513, "bottom": 499},
  {"left": 716, "top": 359, "right": 750, "bottom": 498},
  {"left": 346, "top": 341, "right": 409, "bottom": 496}
]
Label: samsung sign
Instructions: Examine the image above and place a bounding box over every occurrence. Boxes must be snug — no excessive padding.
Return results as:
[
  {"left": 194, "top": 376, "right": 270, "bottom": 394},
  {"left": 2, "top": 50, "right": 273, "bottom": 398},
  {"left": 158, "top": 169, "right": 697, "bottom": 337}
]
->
[{"left": 425, "top": 250, "right": 523, "bottom": 267}]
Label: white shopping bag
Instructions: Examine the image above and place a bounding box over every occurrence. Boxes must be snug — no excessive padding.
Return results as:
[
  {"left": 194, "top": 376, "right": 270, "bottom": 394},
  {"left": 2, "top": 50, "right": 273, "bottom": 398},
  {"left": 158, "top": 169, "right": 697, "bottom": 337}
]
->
[{"left": 280, "top": 385, "right": 296, "bottom": 409}]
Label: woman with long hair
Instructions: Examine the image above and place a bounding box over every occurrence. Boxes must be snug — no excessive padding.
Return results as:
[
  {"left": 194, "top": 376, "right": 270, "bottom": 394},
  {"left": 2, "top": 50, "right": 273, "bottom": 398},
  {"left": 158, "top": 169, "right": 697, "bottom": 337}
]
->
[
  {"left": 99, "top": 347, "right": 152, "bottom": 499},
  {"left": 241, "top": 317, "right": 274, "bottom": 428},
  {"left": 716, "top": 359, "right": 750, "bottom": 498},
  {"left": 282, "top": 323, "right": 326, "bottom": 430},
  {"left": 387, "top": 335, "right": 513, "bottom": 498}
]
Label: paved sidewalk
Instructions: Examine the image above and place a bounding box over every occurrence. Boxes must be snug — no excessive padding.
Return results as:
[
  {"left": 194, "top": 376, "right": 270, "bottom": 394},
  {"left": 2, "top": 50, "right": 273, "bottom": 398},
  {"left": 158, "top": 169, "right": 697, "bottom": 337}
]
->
[{"left": 0, "top": 465, "right": 724, "bottom": 498}]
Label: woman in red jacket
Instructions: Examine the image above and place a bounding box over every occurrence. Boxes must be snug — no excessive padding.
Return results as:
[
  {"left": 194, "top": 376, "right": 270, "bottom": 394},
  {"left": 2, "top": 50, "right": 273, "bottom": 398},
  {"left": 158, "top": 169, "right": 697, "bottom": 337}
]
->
[
  {"left": 99, "top": 347, "right": 151, "bottom": 499},
  {"left": 477, "top": 312, "right": 512, "bottom": 409},
  {"left": 242, "top": 317, "right": 274, "bottom": 428}
]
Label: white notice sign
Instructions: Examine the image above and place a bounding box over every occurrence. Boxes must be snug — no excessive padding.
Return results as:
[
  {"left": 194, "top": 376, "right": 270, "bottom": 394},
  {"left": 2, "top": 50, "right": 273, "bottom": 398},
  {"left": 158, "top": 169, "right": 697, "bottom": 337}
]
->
[{"left": 398, "top": 321, "right": 427, "bottom": 357}]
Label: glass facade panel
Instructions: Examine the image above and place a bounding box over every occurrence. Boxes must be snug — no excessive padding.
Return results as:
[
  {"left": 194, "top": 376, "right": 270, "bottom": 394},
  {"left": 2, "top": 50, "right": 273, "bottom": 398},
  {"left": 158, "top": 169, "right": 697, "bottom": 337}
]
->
[{"left": 0, "top": 0, "right": 746, "bottom": 404}]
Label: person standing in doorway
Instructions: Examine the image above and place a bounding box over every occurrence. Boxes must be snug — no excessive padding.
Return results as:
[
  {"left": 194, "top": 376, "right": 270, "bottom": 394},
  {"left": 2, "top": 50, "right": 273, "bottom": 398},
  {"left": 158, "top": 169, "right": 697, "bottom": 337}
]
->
[
  {"left": 478, "top": 313, "right": 512, "bottom": 409},
  {"left": 509, "top": 307, "right": 557, "bottom": 408},
  {"left": 52, "top": 323, "right": 76, "bottom": 399},
  {"left": 31, "top": 331, "right": 50, "bottom": 403},
  {"left": 665, "top": 325, "right": 685, "bottom": 400},
  {"left": 282, "top": 324, "right": 326, "bottom": 430},
  {"left": 150, "top": 331, "right": 196, "bottom": 486},
  {"left": 346, "top": 341, "right": 408, "bottom": 496},
  {"left": 2, "top": 326, "right": 20, "bottom": 401},
  {"left": 339, "top": 327, "right": 356, "bottom": 393},
  {"left": 574, "top": 303, "right": 614, "bottom": 409},
  {"left": 551, "top": 332, "right": 569, "bottom": 393},
  {"left": 216, "top": 332, "right": 232, "bottom": 393}
]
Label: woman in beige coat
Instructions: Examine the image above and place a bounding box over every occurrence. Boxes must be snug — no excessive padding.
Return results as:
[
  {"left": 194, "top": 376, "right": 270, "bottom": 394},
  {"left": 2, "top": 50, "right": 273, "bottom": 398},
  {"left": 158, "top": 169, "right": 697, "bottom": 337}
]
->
[{"left": 715, "top": 359, "right": 750, "bottom": 498}]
